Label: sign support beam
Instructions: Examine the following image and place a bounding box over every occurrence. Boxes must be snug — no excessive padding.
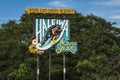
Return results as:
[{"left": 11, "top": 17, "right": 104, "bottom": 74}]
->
[
  {"left": 37, "top": 54, "right": 40, "bottom": 80},
  {"left": 49, "top": 50, "right": 51, "bottom": 80},
  {"left": 63, "top": 53, "right": 66, "bottom": 80}
]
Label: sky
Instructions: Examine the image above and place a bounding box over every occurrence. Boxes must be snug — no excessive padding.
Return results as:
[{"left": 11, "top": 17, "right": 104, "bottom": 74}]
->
[{"left": 0, "top": 0, "right": 120, "bottom": 27}]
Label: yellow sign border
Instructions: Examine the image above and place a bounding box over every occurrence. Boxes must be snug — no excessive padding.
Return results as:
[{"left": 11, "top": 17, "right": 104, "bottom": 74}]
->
[{"left": 25, "top": 8, "right": 75, "bottom": 14}]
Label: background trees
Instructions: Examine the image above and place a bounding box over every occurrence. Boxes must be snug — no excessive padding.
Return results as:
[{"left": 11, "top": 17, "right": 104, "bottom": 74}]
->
[{"left": 0, "top": 13, "right": 120, "bottom": 80}]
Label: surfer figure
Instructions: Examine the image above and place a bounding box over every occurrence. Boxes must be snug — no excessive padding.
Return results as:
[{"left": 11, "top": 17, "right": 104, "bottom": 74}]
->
[
  {"left": 41, "top": 25, "right": 61, "bottom": 45},
  {"left": 51, "top": 25, "right": 61, "bottom": 40}
]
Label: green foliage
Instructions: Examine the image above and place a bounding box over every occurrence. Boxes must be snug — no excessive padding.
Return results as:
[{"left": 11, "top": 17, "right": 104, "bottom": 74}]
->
[
  {"left": 76, "top": 60, "right": 95, "bottom": 71},
  {"left": 0, "top": 12, "right": 120, "bottom": 80},
  {"left": 8, "top": 63, "right": 28, "bottom": 80}
]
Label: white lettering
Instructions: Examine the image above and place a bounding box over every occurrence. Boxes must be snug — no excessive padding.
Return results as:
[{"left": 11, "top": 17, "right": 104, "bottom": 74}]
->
[
  {"left": 51, "top": 19, "right": 56, "bottom": 25},
  {"left": 64, "top": 20, "right": 69, "bottom": 37},
  {"left": 47, "top": 19, "right": 51, "bottom": 28},
  {"left": 42, "top": 19, "right": 47, "bottom": 37},
  {"left": 40, "top": 19, "right": 42, "bottom": 42},
  {"left": 59, "top": 20, "right": 64, "bottom": 29},
  {"left": 35, "top": 19, "right": 39, "bottom": 44}
]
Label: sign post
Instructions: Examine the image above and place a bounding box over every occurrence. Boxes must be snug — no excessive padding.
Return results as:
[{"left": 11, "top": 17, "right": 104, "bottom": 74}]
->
[
  {"left": 49, "top": 50, "right": 51, "bottom": 80},
  {"left": 36, "top": 51, "right": 44, "bottom": 80},
  {"left": 37, "top": 54, "right": 39, "bottom": 80},
  {"left": 63, "top": 53, "right": 66, "bottom": 80}
]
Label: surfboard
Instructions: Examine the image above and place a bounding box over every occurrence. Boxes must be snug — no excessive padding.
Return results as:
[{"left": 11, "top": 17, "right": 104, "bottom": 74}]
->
[{"left": 36, "top": 25, "right": 65, "bottom": 50}]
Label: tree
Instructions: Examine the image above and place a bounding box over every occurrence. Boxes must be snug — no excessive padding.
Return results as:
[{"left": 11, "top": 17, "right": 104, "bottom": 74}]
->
[{"left": 0, "top": 12, "right": 120, "bottom": 80}]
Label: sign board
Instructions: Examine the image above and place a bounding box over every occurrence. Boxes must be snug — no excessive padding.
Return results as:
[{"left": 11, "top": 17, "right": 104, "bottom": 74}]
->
[
  {"left": 28, "top": 8, "right": 77, "bottom": 54},
  {"left": 33, "top": 18, "right": 70, "bottom": 51},
  {"left": 30, "top": 18, "right": 77, "bottom": 54},
  {"left": 26, "top": 8, "right": 75, "bottom": 14}
]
